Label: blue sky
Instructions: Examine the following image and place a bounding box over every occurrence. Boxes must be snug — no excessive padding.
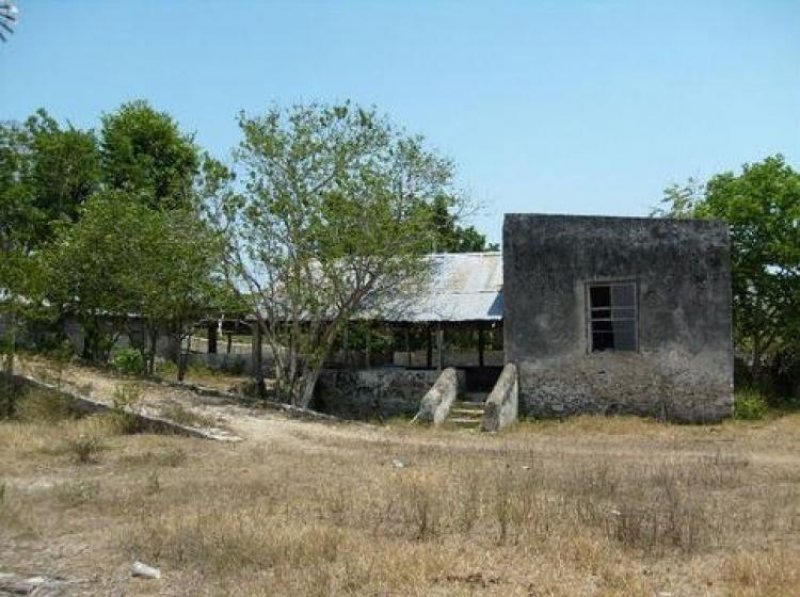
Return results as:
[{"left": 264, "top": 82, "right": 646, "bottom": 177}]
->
[{"left": 2, "top": 1, "right": 798, "bottom": 243}]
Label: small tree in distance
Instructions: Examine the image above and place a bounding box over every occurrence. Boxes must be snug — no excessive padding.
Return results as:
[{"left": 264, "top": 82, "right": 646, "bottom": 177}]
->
[{"left": 210, "top": 102, "right": 469, "bottom": 407}]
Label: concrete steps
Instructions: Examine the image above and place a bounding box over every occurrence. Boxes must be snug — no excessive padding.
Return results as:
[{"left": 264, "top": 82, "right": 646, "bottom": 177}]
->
[{"left": 446, "top": 397, "right": 486, "bottom": 428}]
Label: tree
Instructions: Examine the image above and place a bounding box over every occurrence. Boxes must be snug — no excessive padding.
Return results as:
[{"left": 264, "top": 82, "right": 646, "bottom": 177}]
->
[
  {"left": 43, "top": 191, "right": 226, "bottom": 373},
  {"left": 426, "top": 194, "right": 492, "bottom": 252},
  {"left": 134, "top": 208, "right": 230, "bottom": 379},
  {"left": 0, "top": 110, "right": 99, "bottom": 373},
  {"left": 100, "top": 100, "right": 200, "bottom": 210},
  {"left": 0, "top": 110, "right": 100, "bottom": 249},
  {"left": 0, "top": 2, "right": 18, "bottom": 43},
  {"left": 211, "top": 102, "right": 465, "bottom": 407},
  {"left": 657, "top": 155, "right": 800, "bottom": 385}
]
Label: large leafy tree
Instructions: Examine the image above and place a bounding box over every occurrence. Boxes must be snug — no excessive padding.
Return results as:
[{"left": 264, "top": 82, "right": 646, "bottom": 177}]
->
[
  {"left": 0, "top": 109, "right": 100, "bottom": 249},
  {"left": 43, "top": 191, "right": 226, "bottom": 374},
  {"left": 657, "top": 155, "right": 800, "bottom": 384},
  {"left": 0, "top": 110, "right": 99, "bottom": 372},
  {"left": 211, "top": 102, "right": 465, "bottom": 406},
  {"left": 100, "top": 100, "right": 200, "bottom": 210}
]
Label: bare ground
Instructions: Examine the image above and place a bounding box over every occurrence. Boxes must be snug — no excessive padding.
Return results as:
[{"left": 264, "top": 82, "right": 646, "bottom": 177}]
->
[{"left": 1, "top": 356, "right": 799, "bottom": 595}]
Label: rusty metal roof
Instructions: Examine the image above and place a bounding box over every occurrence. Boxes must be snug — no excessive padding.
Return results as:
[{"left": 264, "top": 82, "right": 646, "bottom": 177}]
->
[{"left": 376, "top": 252, "right": 503, "bottom": 323}]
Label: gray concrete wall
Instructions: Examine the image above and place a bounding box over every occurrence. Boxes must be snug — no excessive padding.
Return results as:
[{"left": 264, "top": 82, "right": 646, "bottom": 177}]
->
[
  {"left": 315, "top": 367, "right": 465, "bottom": 419},
  {"left": 503, "top": 214, "right": 733, "bottom": 422}
]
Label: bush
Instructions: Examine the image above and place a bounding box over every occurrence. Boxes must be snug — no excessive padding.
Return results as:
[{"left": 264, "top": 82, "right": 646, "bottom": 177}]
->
[
  {"left": 64, "top": 434, "right": 105, "bottom": 464},
  {"left": 734, "top": 389, "right": 768, "bottom": 420},
  {"left": 107, "top": 383, "right": 143, "bottom": 434},
  {"left": 112, "top": 348, "right": 145, "bottom": 376}
]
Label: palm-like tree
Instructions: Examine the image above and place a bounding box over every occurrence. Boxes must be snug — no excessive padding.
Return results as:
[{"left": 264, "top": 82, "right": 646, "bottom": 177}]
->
[{"left": 0, "top": 1, "right": 18, "bottom": 43}]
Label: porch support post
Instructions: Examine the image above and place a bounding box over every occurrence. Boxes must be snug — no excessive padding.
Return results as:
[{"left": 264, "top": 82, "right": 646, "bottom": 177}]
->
[
  {"left": 342, "top": 324, "right": 350, "bottom": 368},
  {"left": 426, "top": 324, "right": 433, "bottom": 368},
  {"left": 436, "top": 323, "right": 444, "bottom": 371},
  {"left": 207, "top": 322, "right": 218, "bottom": 354},
  {"left": 478, "top": 327, "right": 485, "bottom": 368},
  {"left": 365, "top": 326, "right": 372, "bottom": 368},
  {"left": 404, "top": 326, "right": 411, "bottom": 368}
]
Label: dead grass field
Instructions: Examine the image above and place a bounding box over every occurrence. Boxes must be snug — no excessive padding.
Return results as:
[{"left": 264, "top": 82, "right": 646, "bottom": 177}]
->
[{"left": 2, "top": 362, "right": 800, "bottom": 595}]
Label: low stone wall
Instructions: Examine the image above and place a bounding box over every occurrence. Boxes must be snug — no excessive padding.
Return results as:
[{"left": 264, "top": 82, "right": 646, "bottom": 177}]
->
[
  {"left": 315, "top": 367, "right": 465, "bottom": 419},
  {"left": 481, "top": 362, "right": 518, "bottom": 431},
  {"left": 414, "top": 367, "right": 459, "bottom": 425},
  {"left": 393, "top": 350, "right": 504, "bottom": 368}
]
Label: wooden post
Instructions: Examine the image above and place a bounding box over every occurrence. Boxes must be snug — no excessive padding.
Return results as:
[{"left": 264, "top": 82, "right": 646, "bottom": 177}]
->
[
  {"left": 426, "top": 324, "right": 433, "bottom": 368},
  {"left": 404, "top": 327, "right": 411, "bottom": 368},
  {"left": 207, "top": 322, "right": 218, "bottom": 354},
  {"left": 226, "top": 333, "right": 232, "bottom": 354},
  {"left": 436, "top": 323, "right": 444, "bottom": 371},
  {"left": 252, "top": 323, "right": 264, "bottom": 397},
  {"left": 365, "top": 326, "right": 372, "bottom": 368},
  {"left": 478, "top": 327, "right": 485, "bottom": 368}
]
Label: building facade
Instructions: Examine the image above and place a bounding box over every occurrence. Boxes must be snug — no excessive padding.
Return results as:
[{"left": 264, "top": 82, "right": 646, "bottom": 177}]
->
[{"left": 503, "top": 214, "right": 733, "bottom": 422}]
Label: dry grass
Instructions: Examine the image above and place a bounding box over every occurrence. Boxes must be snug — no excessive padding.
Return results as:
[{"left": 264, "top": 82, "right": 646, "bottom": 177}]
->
[{"left": 1, "top": 376, "right": 800, "bottom": 595}]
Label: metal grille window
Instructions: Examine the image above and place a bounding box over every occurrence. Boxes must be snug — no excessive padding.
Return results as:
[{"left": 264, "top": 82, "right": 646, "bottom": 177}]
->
[{"left": 588, "top": 282, "right": 637, "bottom": 352}]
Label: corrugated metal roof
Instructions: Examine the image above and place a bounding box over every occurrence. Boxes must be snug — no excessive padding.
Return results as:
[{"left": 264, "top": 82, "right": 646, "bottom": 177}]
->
[{"left": 373, "top": 252, "right": 503, "bottom": 323}]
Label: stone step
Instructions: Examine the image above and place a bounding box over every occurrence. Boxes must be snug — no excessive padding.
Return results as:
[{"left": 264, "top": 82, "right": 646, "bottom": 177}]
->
[
  {"left": 462, "top": 392, "right": 488, "bottom": 403},
  {"left": 450, "top": 408, "right": 483, "bottom": 417},
  {"left": 452, "top": 401, "right": 483, "bottom": 410},
  {"left": 446, "top": 417, "right": 481, "bottom": 427}
]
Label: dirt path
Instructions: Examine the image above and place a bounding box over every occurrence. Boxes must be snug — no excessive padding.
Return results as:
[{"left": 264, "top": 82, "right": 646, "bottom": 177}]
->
[{"left": 15, "top": 356, "right": 800, "bottom": 470}]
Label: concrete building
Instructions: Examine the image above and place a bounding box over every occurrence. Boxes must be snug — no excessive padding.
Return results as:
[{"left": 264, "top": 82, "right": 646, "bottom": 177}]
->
[{"left": 503, "top": 214, "right": 733, "bottom": 422}]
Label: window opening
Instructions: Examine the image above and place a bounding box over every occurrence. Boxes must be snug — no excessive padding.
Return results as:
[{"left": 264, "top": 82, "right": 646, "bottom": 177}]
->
[{"left": 588, "top": 282, "right": 637, "bottom": 352}]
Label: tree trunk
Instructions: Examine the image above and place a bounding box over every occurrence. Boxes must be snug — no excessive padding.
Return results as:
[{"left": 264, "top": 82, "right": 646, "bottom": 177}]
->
[
  {"left": 177, "top": 349, "right": 188, "bottom": 382},
  {"left": 148, "top": 330, "right": 158, "bottom": 375}
]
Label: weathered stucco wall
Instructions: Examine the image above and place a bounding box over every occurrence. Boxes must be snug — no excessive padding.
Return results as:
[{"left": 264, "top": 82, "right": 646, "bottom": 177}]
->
[
  {"left": 503, "top": 214, "right": 733, "bottom": 423},
  {"left": 315, "top": 368, "right": 465, "bottom": 419}
]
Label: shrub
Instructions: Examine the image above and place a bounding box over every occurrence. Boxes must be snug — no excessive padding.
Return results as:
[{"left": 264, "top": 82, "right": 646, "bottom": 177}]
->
[
  {"left": 107, "top": 383, "right": 143, "bottom": 434},
  {"left": 112, "top": 348, "right": 146, "bottom": 376},
  {"left": 64, "top": 434, "right": 105, "bottom": 464},
  {"left": 55, "top": 479, "right": 100, "bottom": 507},
  {"left": 734, "top": 389, "right": 768, "bottom": 420}
]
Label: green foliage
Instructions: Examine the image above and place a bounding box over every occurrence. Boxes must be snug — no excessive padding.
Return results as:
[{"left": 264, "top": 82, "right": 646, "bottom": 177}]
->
[
  {"left": 112, "top": 348, "right": 146, "bottom": 376},
  {"left": 734, "top": 389, "right": 768, "bottom": 421},
  {"left": 657, "top": 155, "right": 800, "bottom": 385},
  {"left": 425, "top": 194, "right": 491, "bottom": 252},
  {"left": 213, "top": 101, "right": 468, "bottom": 406},
  {"left": 100, "top": 100, "right": 199, "bottom": 210},
  {"left": 0, "top": 109, "right": 100, "bottom": 250},
  {"left": 108, "top": 383, "right": 143, "bottom": 434},
  {"left": 41, "top": 191, "right": 227, "bottom": 366}
]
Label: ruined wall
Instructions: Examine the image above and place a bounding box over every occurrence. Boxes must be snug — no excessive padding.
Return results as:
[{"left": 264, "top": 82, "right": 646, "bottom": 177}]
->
[
  {"left": 503, "top": 214, "right": 733, "bottom": 423},
  {"left": 315, "top": 368, "right": 465, "bottom": 419}
]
